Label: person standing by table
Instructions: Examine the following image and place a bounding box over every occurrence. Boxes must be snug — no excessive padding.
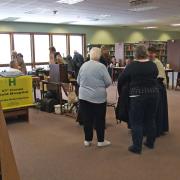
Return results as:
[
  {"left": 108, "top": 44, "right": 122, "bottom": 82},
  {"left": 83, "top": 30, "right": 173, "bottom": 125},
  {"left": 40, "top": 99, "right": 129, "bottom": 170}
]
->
[
  {"left": 72, "top": 50, "right": 84, "bottom": 78},
  {"left": 99, "top": 47, "right": 111, "bottom": 67},
  {"left": 49, "top": 46, "right": 56, "bottom": 64},
  {"left": 77, "top": 47, "right": 112, "bottom": 147},
  {"left": 17, "top": 53, "right": 27, "bottom": 75},
  {"left": 148, "top": 46, "right": 169, "bottom": 137}
]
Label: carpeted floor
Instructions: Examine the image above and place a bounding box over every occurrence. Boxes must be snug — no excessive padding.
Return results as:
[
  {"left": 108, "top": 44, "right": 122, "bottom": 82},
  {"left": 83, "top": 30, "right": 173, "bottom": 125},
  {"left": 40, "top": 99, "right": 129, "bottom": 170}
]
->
[{"left": 7, "top": 87, "right": 180, "bottom": 180}]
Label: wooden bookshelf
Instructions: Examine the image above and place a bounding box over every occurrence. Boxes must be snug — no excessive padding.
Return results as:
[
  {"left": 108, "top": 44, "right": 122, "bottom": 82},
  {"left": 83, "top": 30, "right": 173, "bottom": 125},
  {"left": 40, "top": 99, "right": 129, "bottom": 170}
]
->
[
  {"left": 87, "top": 44, "right": 115, "bottom": 57},
  {"left": 124, "top": 43, "right": 138, "bottom": 59},
  {"left": 140, "top": 41, "right": 167, "bottom": 66}
]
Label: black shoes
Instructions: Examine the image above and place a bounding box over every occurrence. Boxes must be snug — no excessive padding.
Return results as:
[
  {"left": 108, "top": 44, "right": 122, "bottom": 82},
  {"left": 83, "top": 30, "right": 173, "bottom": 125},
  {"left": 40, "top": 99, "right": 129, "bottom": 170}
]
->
[
  {"left": 143, "top": 142, "right": 154, "bottom": 149},
  {"left": 128, "top": 145, "right": 141, "bottom": 154}
]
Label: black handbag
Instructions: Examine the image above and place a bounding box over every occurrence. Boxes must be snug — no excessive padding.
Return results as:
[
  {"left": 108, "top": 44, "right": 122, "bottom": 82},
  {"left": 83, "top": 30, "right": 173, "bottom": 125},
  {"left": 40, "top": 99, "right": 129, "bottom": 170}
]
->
[{"left": 115, "top": 83, "right": 129, "bottom": 123}]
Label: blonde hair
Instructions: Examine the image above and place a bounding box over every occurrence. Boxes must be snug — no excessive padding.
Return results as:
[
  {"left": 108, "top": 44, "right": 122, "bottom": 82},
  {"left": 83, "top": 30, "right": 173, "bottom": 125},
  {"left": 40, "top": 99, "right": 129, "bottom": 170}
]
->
[{"left": 90, "top": 47, "right": 102, "bottom": 61}]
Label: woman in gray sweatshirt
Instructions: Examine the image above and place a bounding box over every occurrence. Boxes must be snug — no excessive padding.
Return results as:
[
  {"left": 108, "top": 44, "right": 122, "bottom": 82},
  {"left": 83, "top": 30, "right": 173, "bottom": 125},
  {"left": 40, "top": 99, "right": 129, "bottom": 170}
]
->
[{"left": 77, "top": 47, "right": 112, "bottom": 147}]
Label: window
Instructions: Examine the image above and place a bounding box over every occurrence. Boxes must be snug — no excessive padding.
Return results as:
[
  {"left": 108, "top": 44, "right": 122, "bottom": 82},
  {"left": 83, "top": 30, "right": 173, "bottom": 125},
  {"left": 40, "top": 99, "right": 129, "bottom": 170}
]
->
[
  {"left": 70, "top": 35, "right": 83, "bottom": 57},
  {"left": 0, "top": 34, "right": 11, "bottom": 64},
  {"left": 52, "top": 35, "right": 67, "bottom": 58},
  {"left": 34, "top": 34, "right": 49, "bottom": 63},
  {"left": 14, "top": 34, "right": 31, "bottom": 63}
]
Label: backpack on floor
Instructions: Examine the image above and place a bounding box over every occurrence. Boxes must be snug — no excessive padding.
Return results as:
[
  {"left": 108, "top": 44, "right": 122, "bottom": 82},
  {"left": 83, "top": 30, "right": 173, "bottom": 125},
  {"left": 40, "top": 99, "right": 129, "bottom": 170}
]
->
[{"left": 40, "top": 98, "right": 59, "bottom": 113}]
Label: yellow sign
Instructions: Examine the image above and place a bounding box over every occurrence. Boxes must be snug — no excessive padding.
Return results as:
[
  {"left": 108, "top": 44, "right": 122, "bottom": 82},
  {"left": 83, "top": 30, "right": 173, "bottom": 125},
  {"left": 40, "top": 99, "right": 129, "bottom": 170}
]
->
[{"left": 0, "top": 76, "right": 33, "bottom": 110}]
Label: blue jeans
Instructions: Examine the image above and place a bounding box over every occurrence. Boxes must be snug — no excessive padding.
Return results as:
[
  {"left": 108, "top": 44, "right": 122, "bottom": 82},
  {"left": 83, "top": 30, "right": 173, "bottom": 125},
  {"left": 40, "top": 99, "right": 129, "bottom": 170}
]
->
[{"left": 129, "top": 94, "right": 159, "bottom": 150}]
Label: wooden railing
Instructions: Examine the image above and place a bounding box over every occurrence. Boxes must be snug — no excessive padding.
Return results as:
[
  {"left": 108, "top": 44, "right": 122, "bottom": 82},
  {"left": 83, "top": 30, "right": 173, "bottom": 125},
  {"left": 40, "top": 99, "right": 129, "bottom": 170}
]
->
[{"left": 0, "top": 103, "right": 20, "bottom": 180}]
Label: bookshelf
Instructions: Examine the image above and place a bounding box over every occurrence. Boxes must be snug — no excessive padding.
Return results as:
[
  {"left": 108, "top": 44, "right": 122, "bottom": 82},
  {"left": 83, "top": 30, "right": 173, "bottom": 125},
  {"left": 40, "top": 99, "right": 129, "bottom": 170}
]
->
[
  {"left": 87, "top": 44, "right": 115, "bottom": 57},
  {"left": 124, "top": 43, "right": 138, "bottom": 59},
  {"left": 120, "top": 41, "right": 167, "bottom": 66},
  {"left": 88, "top": 41, "right": 168, "bottom": 66},
  {"left": 141, "top": 41, "right": 167, "bottom": 66}
]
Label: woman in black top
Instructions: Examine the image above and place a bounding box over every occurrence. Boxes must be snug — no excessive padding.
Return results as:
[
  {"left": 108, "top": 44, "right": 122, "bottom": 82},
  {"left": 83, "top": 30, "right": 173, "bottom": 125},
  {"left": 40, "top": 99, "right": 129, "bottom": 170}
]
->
[{"left": 118, "top": 45, "right": 159, "bottom": 154}]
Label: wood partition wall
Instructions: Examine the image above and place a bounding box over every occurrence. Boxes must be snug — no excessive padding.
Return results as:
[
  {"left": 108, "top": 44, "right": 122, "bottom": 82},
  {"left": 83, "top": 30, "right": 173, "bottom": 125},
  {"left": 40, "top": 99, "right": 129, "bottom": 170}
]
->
[
  {"left": 167, "top": 40, "right": 180, "bottom": 71},
  {"left": 0, "top": 103, "right": 20, "bottom": 180}
]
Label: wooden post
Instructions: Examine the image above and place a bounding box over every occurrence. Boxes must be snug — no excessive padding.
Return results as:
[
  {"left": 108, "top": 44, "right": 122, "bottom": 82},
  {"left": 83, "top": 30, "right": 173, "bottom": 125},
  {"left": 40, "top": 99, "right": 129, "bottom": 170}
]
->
[{"left": 0, "top": 103, "right": 20, "bottom": 180}]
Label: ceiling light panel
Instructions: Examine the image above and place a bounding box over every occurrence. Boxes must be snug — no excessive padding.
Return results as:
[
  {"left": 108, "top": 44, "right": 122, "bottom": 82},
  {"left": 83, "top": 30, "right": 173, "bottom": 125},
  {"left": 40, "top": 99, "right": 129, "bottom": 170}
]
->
[
  {"left": 99, "top": 14, "right": 111, "bottom": 18},
  {"left": 138, "top": 19, "right": 157, "bottom": 23},
  {"left": 144, "top": 26, "right": 157, "bottom": 29},
  {"left": 128, "top": 6, "right": 158, "bottom": 12},
  {"left": 171, "top": 23, "right": 180, "bottom": 26},
  {"left": 56, "top": 0, "right": 84, "bottom": 5}
]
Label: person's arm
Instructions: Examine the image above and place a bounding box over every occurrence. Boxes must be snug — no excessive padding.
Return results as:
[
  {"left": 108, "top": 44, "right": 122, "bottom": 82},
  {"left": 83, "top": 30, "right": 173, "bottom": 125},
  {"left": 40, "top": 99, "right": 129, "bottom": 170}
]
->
[
  {"left": 77, "top": 66, "right": 82, "bottom": 85},
  {"left": 72, "top": 55, "right": 77, "bottom": 66},
  {"left": 118, "top": 66, "right": 130, "bottom": 85},
  {"left": 155, "top": 59, "right": 167, "bottom": 85},
  {"left": 101, "top": 65, "right": 112, "bottom": 88},
  {"left": 117, "top": 65, "right": 131, "bottom": 95}
]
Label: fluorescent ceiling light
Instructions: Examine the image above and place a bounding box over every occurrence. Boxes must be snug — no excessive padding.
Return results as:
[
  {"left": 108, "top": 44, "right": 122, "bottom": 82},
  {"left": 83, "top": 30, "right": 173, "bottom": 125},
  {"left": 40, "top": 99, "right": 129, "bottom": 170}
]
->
[
  {"left": 99, "top": 14, "right": 111, "bottom": 18},
  {"left": 128, "top": 6, "right": 158, "bottom": 12},
  {"left": 171, "top": 23, "right": 180, "bottom": 26},
  {"left": 15, "top": 17, "right": 62, "bottom": 24},
  {"left": 56, "top": 0, "right": 84, "bottom": 5},
  {"left": 144, "top": 26, "right": 157, "bottom": 29},
  {"left": 24, "top": 8, "right": 50, "bottom": 14},
  {"left": 138, "top": 19, "right": 157, "bottom": 23}
]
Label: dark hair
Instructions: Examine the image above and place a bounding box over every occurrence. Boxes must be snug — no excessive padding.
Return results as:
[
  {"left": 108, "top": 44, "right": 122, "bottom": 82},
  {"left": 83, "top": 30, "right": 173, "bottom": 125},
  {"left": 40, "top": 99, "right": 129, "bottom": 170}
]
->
[
  {"left": 17, "top": 53, "right": 23, "bottom": 57},
  {"left": 148, "top": 46, "right": 157, "bottom": 53},
  {"left": 49, "top": 46, "right": 56, "bottom": 52},
  {"left": 66, "top": 54, "right": 72, "bottom": 60},
  {"left": 55, "top": 52, "right": 61, "bottom": 58}
]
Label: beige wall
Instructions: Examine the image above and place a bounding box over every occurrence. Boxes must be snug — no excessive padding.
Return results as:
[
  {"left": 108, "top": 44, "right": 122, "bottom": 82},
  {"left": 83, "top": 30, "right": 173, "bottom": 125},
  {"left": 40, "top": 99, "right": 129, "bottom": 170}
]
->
[{"left": 0, "top": 22, "right": 180, "bottom": 44}]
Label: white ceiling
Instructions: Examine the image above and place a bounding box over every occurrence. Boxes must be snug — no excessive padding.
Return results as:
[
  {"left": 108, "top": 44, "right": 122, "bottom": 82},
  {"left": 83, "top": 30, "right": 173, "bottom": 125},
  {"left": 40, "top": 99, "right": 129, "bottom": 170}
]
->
[{"left": 0, "top": 0, "right": 180, "bottom": 31}]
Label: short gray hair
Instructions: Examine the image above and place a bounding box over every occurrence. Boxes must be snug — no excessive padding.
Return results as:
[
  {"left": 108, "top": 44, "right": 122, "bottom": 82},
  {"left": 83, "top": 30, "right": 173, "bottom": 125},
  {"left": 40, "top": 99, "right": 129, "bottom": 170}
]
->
[
  {"left": 90, "top": 47, "right": 102, "bottom": 61},
  {"left": 134, "top": 45, "right": 147, "bottom": 59}
]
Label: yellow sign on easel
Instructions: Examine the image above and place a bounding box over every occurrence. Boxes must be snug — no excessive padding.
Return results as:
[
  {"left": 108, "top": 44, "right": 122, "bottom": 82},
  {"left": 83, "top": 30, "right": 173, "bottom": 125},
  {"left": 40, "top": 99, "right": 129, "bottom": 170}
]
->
[{"left": 0, "top": 76, "right": 33, "bottom": 110}]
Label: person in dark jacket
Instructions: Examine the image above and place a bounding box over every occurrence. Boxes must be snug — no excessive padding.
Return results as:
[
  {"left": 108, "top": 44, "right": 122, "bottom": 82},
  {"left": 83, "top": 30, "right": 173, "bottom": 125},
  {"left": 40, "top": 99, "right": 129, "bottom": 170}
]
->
[
  {"left": 118, "top": 45, "right": 159, "bottom": 154},
  {"left": 66, "top": 55, "right": 74, "bottom": 72},
  {"left": 72, "top": 50, "right": 84, "bottom": 78},
  {"left": 99, "top": 47, "right": 111, "bottom": 67},
  {"left": 148, "top": 46, "right": 169, "bottom": 137}
]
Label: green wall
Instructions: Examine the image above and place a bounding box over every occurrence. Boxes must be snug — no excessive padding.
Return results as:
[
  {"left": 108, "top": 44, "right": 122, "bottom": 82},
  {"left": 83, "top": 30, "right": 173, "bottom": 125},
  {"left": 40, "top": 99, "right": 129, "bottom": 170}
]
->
[{"left": 0, "top": 22, "right": 180, "bottom": 44}]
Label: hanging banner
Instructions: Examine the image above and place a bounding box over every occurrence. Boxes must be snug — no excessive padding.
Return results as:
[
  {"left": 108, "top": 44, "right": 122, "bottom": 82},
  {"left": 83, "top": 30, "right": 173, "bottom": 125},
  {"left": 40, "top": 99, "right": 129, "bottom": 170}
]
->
[{"left": 0, "top": 76, "right": 33, "bottom": 110}]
